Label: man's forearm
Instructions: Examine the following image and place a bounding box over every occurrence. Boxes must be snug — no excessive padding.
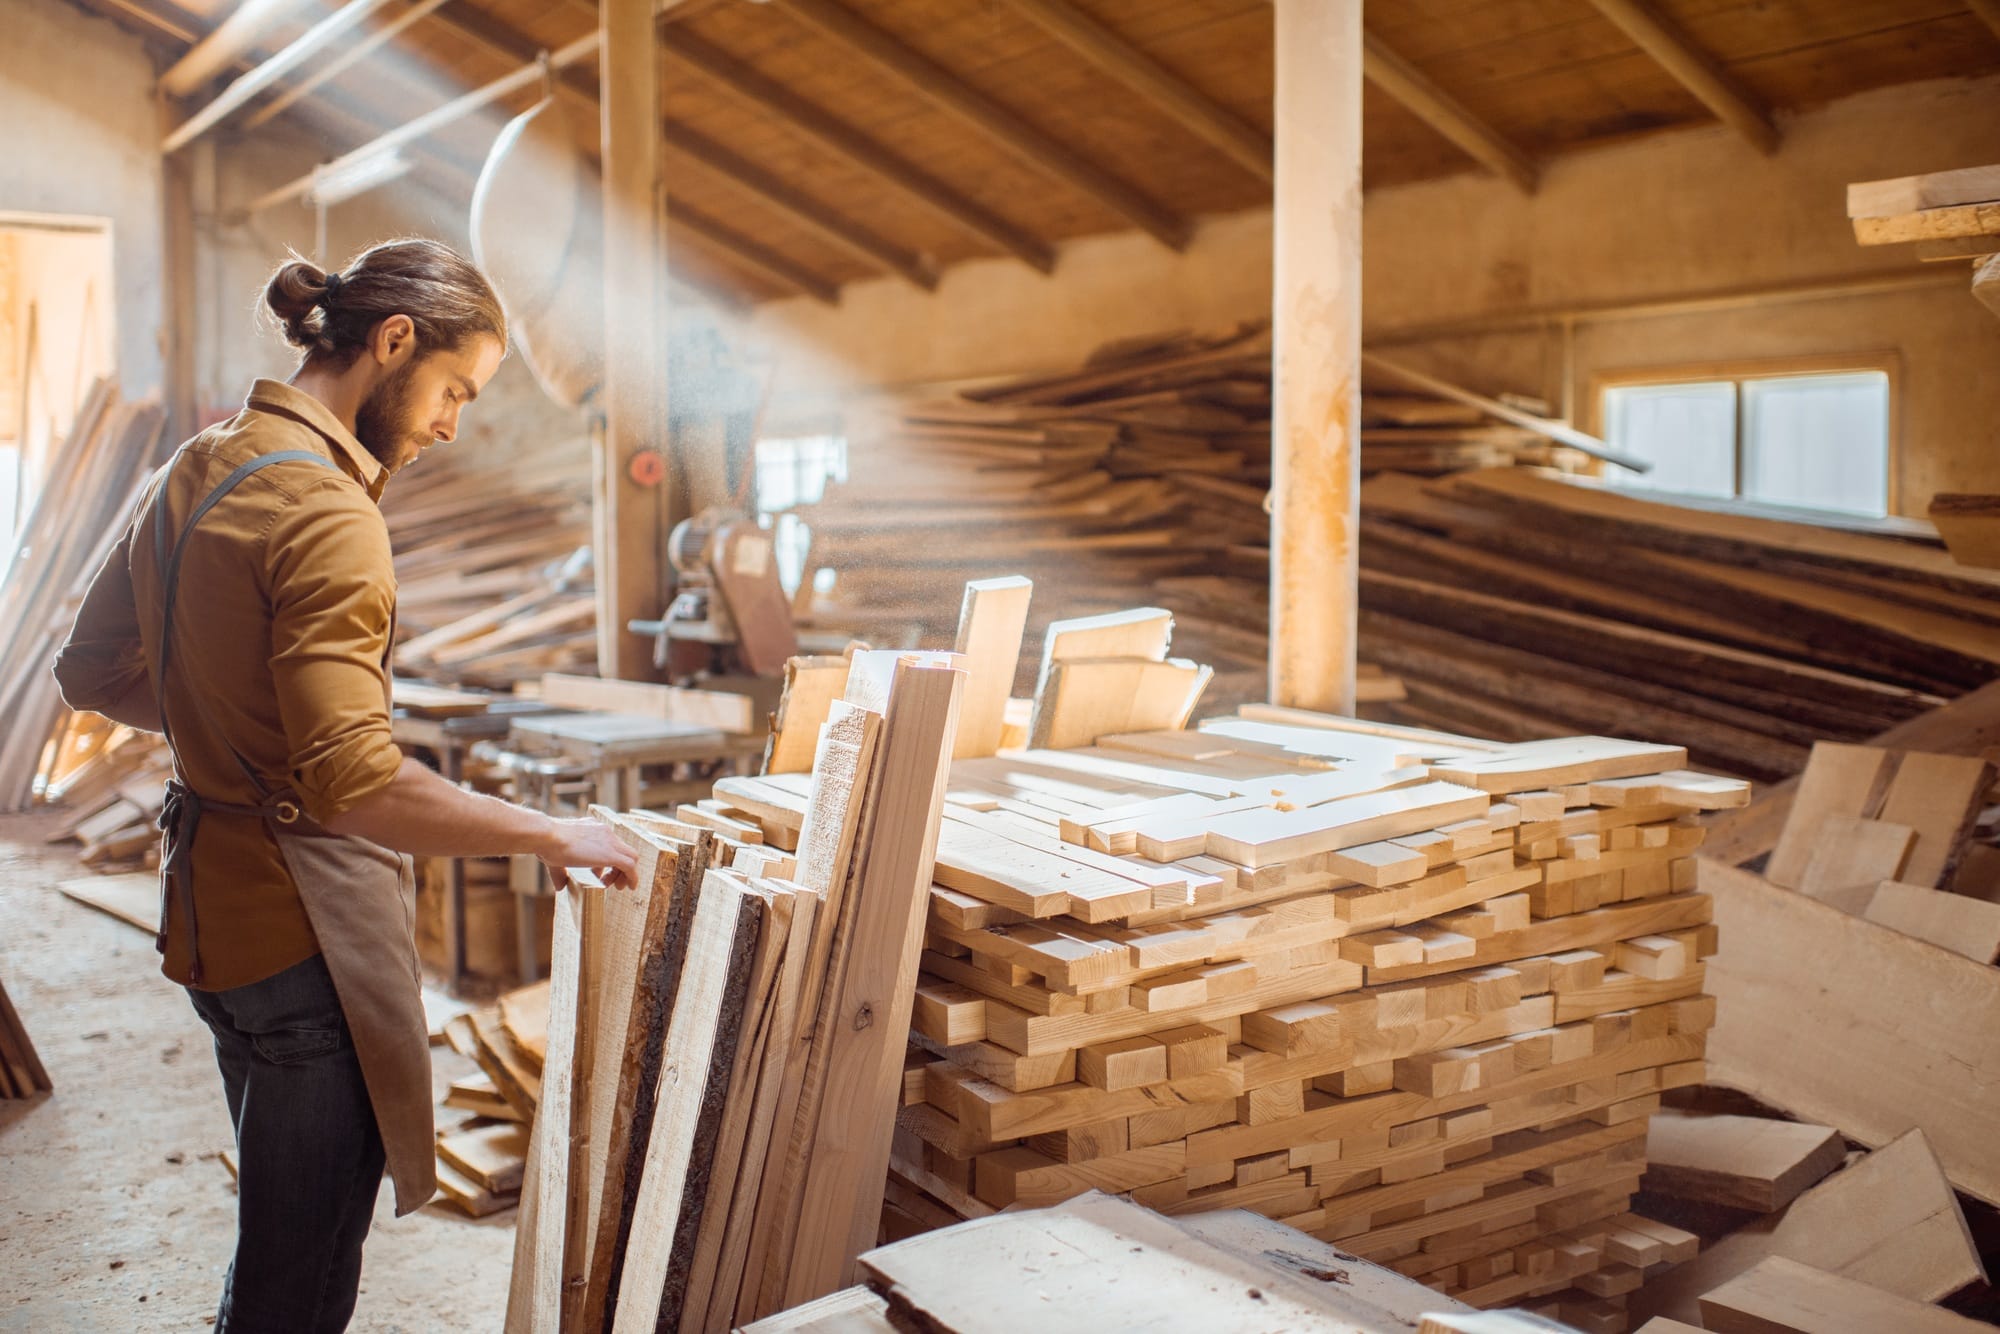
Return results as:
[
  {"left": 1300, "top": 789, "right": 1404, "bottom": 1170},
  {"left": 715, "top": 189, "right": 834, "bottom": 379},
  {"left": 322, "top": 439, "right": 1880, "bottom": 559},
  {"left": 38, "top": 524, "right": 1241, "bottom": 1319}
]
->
[{"left": 323, "top": 756, "right": 556, "bottom": 857}]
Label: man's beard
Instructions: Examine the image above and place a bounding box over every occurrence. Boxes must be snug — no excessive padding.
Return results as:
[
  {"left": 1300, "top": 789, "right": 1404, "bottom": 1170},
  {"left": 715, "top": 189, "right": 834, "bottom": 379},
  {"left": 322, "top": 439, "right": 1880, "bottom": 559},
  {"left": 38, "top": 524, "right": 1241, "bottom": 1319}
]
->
[{"left": 353, "top": 359, "right": 426, "bottom": 472}]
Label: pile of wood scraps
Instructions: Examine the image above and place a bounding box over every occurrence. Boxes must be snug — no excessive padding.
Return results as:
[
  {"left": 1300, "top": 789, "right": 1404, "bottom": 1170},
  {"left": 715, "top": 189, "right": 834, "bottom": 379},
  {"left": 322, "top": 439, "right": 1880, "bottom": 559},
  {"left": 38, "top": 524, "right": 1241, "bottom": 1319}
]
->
[
  {"left": 0, "top": 381, "right": 166, "bottom": 813},
  {"left": 383, "top": 429, "right": 595, "bottom": 687},
  {"left": 1359, "top": 468, "right": 1998, "bottom": 780},
  {"left": 795, "top": 323, "right": 1569, "bottom": 708},
  {"left": 0, "top": 970, "right": 52, "bottom": 1100},
  {"left": 745, "top": 1191, "right": 1520, "bottom": 1333},
  {"left": 502, "top": 651, "right": 963, "bottom": 1331},
  {"left": 435, "top": 977, "right": 553, "bottom": 1217}
]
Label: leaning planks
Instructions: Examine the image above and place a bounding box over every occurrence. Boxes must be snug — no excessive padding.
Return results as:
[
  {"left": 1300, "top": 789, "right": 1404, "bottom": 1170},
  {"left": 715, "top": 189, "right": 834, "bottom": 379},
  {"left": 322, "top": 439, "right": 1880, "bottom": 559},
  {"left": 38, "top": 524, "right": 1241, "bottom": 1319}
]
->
[{"left": 0, "top": 971, "right": 52, "bottom": 1099}]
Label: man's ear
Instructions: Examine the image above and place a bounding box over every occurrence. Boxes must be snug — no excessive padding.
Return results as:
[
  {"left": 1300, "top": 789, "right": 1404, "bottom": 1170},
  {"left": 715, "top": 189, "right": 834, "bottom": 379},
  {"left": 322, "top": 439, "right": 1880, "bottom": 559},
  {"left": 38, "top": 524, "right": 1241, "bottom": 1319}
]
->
[{"left": 370, "top": 314, "right": 417, "bottom": 367}]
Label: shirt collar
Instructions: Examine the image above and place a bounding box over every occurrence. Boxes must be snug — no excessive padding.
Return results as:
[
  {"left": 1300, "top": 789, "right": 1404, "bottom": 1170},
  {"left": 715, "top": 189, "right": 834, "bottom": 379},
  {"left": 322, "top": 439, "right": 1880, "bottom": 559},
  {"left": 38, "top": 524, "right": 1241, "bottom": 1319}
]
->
[{"left": 245, "top": 379, "right": 387, "bottom": 500}]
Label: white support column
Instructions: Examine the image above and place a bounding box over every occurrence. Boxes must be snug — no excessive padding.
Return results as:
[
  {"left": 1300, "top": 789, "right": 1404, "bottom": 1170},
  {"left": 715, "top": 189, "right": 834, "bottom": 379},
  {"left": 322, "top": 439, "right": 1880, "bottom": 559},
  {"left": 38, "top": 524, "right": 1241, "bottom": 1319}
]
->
[{"left": 1269, "top": 0, "right": 1362, "bottom": 714}]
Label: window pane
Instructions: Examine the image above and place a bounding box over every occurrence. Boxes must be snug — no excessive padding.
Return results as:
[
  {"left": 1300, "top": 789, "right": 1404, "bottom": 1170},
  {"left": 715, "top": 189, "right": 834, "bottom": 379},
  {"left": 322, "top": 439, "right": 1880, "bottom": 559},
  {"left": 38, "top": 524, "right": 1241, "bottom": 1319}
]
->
[
  {"left": 1741, "top": 372, "right": 1888, "bottom": 518},
  {"left": 1601, "top": 381, "right": 1737, "bottom": 499}
]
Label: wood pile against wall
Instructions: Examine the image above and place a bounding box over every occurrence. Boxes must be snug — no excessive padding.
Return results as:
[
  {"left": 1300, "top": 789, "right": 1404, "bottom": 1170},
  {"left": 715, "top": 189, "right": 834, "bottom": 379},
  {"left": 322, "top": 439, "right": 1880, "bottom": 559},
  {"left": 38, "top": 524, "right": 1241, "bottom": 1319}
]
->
[
  {"left": 383, "top": 430, "right": 596, "bottom": 687},
  {"left": 797, "top": 324, "right": 1578, "bottom": 709},
  {"left": 1360, "top": 469, "right": 2000, "bottom": 781},
  {"left": 0, "top": 382, "right": 165, "bottom": 812}
]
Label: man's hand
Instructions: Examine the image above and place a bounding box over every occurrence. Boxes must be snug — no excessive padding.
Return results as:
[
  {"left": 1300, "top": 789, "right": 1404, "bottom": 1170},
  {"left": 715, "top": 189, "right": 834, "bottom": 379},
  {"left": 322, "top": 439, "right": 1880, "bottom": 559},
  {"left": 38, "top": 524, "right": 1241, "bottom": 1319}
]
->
[{"left": 538, "top": 816, "right": 640, "bottom": 891}]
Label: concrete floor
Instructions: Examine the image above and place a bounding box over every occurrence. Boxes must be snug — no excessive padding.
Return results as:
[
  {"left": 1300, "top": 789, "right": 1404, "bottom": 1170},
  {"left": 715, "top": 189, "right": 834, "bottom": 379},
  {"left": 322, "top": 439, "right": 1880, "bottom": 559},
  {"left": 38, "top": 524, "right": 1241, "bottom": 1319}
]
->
[{"left": 0, "top": 811, "right": 513, "bottom": 1332}]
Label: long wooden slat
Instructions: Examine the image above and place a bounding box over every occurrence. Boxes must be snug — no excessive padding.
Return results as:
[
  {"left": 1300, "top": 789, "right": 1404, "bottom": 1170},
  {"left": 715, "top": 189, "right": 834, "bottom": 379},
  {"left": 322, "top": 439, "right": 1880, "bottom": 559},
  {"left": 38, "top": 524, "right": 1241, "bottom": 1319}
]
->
[
  {"left": 784, "top": 659, "right": 965, "bottom": 1302},
  {"left": 163, "top": 0, "right": 397, "bottom": 150},
  {"left": 953, "top": 576, "right": 1034, "bottom": 759},
  {"left": 771, "top": 0, "right": 1189, "bottom": 250}
]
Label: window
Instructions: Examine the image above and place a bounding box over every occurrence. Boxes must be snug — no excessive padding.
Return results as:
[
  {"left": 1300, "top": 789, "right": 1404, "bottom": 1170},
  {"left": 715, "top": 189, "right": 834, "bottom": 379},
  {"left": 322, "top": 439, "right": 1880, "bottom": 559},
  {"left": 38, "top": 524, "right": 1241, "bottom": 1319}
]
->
[
  {"left": 1599, "top": 365, "right": 1891, "bottom": 518},
  {"left": 753, "top": 434, "right": 848, "bottom": 596}
]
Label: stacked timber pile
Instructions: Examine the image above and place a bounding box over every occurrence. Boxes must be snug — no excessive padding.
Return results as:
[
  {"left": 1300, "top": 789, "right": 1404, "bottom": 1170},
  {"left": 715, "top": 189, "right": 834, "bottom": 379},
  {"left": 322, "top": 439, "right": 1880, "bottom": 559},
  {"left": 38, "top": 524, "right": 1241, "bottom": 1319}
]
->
[
  {"left": 681, "top": 580, "right": 1727, "bottom": 1331},
  {"left": 1359, "top": 468, "right": 2000, "bottom": 781},
  {"left": 797, "top": 324, "right": 1572, "bottom": 707},
  {"left": 745, "top": 1191, "right": 1510, "bottom": 1333},
  {"left": 0, "top": 382, "right": 166, "bottom": 812},
  {"left": 382, "top": 430, "right": 595, "bottom": 687}
]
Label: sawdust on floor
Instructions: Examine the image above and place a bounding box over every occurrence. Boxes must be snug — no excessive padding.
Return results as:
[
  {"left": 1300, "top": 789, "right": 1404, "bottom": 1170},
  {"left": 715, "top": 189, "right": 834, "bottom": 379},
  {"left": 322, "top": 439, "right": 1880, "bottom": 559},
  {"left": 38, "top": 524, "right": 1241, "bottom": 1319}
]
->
[{"left": 0, "top": 810, "right": 513, "bottom": 1332}]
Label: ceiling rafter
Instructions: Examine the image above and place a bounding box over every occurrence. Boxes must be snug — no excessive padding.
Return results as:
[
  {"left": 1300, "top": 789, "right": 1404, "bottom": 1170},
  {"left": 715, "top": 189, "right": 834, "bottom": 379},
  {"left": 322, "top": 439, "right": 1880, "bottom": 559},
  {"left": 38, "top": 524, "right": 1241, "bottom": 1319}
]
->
[
  {"left": 1581, "top": 0, "right": 1779, "bottom": 154},
  {"left": 767, "top": 0, "right": 1191, "bottom": 250},
  {"left": 1362, "top": 30, "right": 1538, "bottom": 195},
  {"left": 1969, "top": 0, "right": 2000, "bottom": 44},
  {"left": 244, "top": 0, "right": 459, "bottom": 132},
  {"left": 660, "top": 30, "right": 1055, "bottom": 273},
  {"left": 995, "top": 0, "right": 1271, "bottom": 183},
  {"left": 157, "top": 0, "right": 304, "bottom": 97},
  {"left": 165, "top": 0, "right": 400, "bottom": 152}
]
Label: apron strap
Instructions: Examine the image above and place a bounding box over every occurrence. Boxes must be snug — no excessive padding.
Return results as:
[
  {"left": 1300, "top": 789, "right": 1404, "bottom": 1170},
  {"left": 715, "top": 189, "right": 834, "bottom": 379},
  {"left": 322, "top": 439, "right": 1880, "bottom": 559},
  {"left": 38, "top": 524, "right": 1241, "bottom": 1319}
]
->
[{"left": 147, "top": 447, "right": 343, "bottom": 979}]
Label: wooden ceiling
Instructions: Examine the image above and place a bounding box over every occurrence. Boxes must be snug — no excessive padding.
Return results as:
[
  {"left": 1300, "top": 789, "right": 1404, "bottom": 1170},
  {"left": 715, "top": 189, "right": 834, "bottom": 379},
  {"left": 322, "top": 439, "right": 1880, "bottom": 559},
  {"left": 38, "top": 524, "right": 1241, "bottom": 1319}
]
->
[{"left": 82, "top": 0, "right": 2000, "bottom": 306}]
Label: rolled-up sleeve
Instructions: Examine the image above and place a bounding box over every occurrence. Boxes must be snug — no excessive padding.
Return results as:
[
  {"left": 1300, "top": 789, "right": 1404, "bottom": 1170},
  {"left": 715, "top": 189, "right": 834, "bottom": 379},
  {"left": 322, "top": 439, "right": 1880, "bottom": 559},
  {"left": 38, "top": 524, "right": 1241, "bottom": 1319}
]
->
[
  {"left": 264, "top": 478, "right": 404, "bottom": 823},
  {"left": 54, "top": 516, "right": 152, "bottom": 715}
]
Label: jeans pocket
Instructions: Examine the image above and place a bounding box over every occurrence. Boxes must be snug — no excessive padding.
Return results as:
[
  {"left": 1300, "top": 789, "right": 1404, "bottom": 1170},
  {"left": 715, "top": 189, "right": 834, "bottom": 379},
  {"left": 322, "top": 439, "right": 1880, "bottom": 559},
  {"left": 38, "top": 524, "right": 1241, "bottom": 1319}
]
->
[{"left": 251, "top": 1024, "right": 345, "bottom": 1065}]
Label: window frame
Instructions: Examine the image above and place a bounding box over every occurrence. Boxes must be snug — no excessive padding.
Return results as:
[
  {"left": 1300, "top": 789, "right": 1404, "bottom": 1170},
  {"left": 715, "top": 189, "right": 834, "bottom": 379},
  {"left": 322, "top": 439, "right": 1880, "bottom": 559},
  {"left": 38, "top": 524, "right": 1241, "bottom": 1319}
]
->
[{"left": 1586, "top": 351, "right": 1901, "bottom": 516}]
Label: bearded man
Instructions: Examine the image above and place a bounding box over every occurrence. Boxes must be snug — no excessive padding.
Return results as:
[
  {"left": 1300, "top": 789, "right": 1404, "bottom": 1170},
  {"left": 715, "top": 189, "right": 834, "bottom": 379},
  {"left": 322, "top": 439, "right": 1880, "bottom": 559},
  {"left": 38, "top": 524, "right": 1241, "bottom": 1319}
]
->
[{"left": 54, "top": 238, "right": 636, "bottom": 1333}]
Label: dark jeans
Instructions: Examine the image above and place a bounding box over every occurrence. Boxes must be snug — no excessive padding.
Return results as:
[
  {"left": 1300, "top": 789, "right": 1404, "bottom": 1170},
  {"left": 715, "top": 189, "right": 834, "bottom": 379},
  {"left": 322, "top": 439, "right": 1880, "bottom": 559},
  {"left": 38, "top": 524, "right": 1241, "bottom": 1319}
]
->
[{"left": 186, "top": 953, "right": 385, "bottom": 1334}]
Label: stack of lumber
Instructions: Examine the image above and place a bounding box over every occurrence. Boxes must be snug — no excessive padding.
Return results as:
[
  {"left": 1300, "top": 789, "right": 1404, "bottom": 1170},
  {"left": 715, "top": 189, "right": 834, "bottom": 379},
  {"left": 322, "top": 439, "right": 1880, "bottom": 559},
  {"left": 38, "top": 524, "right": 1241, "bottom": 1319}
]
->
[
  {"left": 434, "top": 978, "right": 552, "bottom": 1217},
  {"left": 695, "top": 582, "right": 1736, "bottom": 1330},
  {"left": 382, "top": 430, "right": 595, "bottom": 687},
  {"left": 797, "top": 324, "right": 1570, "bottom": 706},
  {"left": 745, "top": 1191, "right": 1516, "bottom": 1333},
  {"left": 502, "top": 650, "right": 964, "bottom": 1331},
  {"left": 1848, "top": 163, "right": 2000, "bottom": 320},
  {"left": 0, "top": 971, "right": 52, "bottom": 1100},
  {"left": 0, "top": 382, "right": 166, "bottom": 812},
  {"left": 1358, "top": 468, "right": 1998, "bottom": 780}
]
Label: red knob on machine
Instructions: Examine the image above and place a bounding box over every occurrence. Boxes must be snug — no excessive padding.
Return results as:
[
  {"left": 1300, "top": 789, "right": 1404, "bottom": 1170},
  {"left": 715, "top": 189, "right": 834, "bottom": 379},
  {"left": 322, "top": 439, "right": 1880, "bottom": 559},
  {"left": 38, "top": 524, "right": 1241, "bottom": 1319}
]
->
[{"left": 627, "top": 448, "right": 666, "bottom": 486}]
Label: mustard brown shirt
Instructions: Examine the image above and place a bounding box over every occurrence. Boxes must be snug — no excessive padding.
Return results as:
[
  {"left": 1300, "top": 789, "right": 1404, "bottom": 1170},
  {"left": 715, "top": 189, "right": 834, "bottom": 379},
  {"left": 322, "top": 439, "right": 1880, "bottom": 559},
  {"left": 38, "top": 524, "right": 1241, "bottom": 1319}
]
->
[{"left": 54, "top": 379, "right": 406, "bottom": 990}]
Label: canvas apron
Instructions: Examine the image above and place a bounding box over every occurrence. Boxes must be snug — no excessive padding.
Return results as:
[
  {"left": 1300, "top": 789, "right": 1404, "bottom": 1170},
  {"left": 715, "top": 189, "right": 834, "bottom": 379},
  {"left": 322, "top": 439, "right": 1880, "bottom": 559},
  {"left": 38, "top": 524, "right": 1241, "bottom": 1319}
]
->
[{"left": 148, "top": 447, "right": 435, "bottom": 1216}]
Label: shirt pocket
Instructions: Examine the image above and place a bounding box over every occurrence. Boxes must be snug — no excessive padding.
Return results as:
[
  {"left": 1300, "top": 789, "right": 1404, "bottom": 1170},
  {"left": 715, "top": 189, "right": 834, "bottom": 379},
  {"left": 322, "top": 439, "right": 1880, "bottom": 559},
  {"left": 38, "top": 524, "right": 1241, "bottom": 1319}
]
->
[{"left": 251, "top": 1023, "right": 346, "bottom": 1065}]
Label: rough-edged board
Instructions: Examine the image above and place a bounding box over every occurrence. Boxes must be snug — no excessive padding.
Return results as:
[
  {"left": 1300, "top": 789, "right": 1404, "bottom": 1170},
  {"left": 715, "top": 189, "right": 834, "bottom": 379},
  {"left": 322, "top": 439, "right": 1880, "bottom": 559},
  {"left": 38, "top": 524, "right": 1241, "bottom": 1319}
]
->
[
  {"left": 1794, "top": 814, "right": 1914, "bottom": 913},
  {"left": 1703, "top": 858, "right": 2000, "bottom": 1205},
  {"left": 1700, "top": 1256, "right": 1992, "bottom": 1334},
  {"left": 1764, "top": 743, "right": 1894, "bottom": 888},
  {"left": 1863, "top": 881, "right": 2000, "bottom": 963}
]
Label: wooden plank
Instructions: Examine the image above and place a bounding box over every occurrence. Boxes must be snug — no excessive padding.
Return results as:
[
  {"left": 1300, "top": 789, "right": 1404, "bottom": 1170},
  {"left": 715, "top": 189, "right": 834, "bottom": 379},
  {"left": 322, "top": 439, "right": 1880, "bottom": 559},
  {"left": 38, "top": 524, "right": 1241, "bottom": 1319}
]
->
[
  {"left": 739, "top": 1285, "right": 896, "bottom": 1333},
  {"left": 1428, "top": 737, "right": 1686, "bottom": 793},
  {"left": 504, "top": 883, "right": 589, "bottom": 1333},
  {"left": 1641, "top": 1111, "right": 1844, "bottom": 1212},
  {"left": 541, "top": 672, "right": 757, "bottom": 734},
  {"left": 1848, "top": 165, "right": 2000, "bottom": 219},
  {"left": 767, "top": 656, "right": 852, "bottom": 775},
  {"left": 1030, "top": 658, "right": 1211, "bottom": 751},
  {"left": 1862, "top": 882, "right": 2000, "bottom": 964},
  {"left": 952, "top": 576, "right": 1033, "bottom": 759},
  {"left": 440, "top": 1120, "right": 531, "bottom": 1195},
  {"left": 1765, "top": 743, "right": 1893, "bottom": 889},
  {"left": 1700, "top": 1256, "right": 1991, "bottom": 1334},
  {"left": 1703, "top": 858, "right": 2000, "bottom": 1206},
  {"left": 784, "top": 659, "right": 964, "bottom": 1302},
  {"left": 610, "top": 874, "right": 765, "bottom": 1332},
  {"left": 1794, "top": 815, "right": 1914, "bottom": 914},
  {"left": 1854, "top": 203, "right": 2000, "bottom": 246},
  {"left": 1876, "top": 753, "right": 1991, "bottom": 887},
  {"left": 56, "top": 873, "right": 159, "bottom": 932},
  {"left": 577, "top": 828, "right": 715, "bottom": 1333},
  {"left": 1200, "top": 780, "right": 1489, "bottom": 869}
]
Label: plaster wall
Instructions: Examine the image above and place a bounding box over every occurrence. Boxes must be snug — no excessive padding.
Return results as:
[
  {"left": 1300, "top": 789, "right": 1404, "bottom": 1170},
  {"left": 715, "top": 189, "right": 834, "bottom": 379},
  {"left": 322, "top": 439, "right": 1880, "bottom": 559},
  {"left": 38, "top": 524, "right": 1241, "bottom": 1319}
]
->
[
  {"left": 0, "top": 0, "right": 166, "bottom": 401},
  {"left": 748, "top": 74, "right": 2000, "bottom": 516}
]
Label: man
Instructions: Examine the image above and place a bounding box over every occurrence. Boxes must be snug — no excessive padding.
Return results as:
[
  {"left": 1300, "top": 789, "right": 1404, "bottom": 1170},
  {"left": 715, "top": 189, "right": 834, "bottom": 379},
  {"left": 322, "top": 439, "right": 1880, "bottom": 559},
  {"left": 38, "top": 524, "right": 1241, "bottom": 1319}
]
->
[{"left": 54, "top": 238, "right": 637, "bottom": 1333}]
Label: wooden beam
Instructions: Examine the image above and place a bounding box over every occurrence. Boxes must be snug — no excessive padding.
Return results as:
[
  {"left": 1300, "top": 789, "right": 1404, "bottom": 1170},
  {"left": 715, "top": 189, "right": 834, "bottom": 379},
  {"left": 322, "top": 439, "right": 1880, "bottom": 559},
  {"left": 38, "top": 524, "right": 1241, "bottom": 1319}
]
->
[
  {"left": 1582, "top": 0, "right": 1778, "bottom": 154},
  {"left": 660, "top": 31, "right": 1054, "bottom": 273},
  {"left": 1362, "top": 30, "right": 1536, "bottom": 195},
  {"left": 668, "top": 198, "right": 842, "bottom": 307},
  {"left": 598, "top": 0, "right": 669, "bottom": 680},
  {"left": 164, "top": 0, "right": 397, "bottom": 151},
  {"left": 1269, "top": 0, "right": 1361, "bottom": 714},
  {"left": 997, "top": 0, "right": 1270, "bottom": 182},
  {"left": 242, "top": 31, "right": 602, "bottom": 215},
  {"left": 243, "top": 0, "right": 458, "bottom": 131},
  {"left": 771, "top": 0, "right": 1190, "bottom": 250},
  {"left": 663, "top": 122, "right": 938, "bottom": 290},
  {"left": 1969, "top": 0, "right": 2000, "bottom": 44},
  {"left": 159, "top": 97, "right": 200, "bottom": 447},
  {"left": 157, "top": 0, "right": 305, "bottom": 96}
]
